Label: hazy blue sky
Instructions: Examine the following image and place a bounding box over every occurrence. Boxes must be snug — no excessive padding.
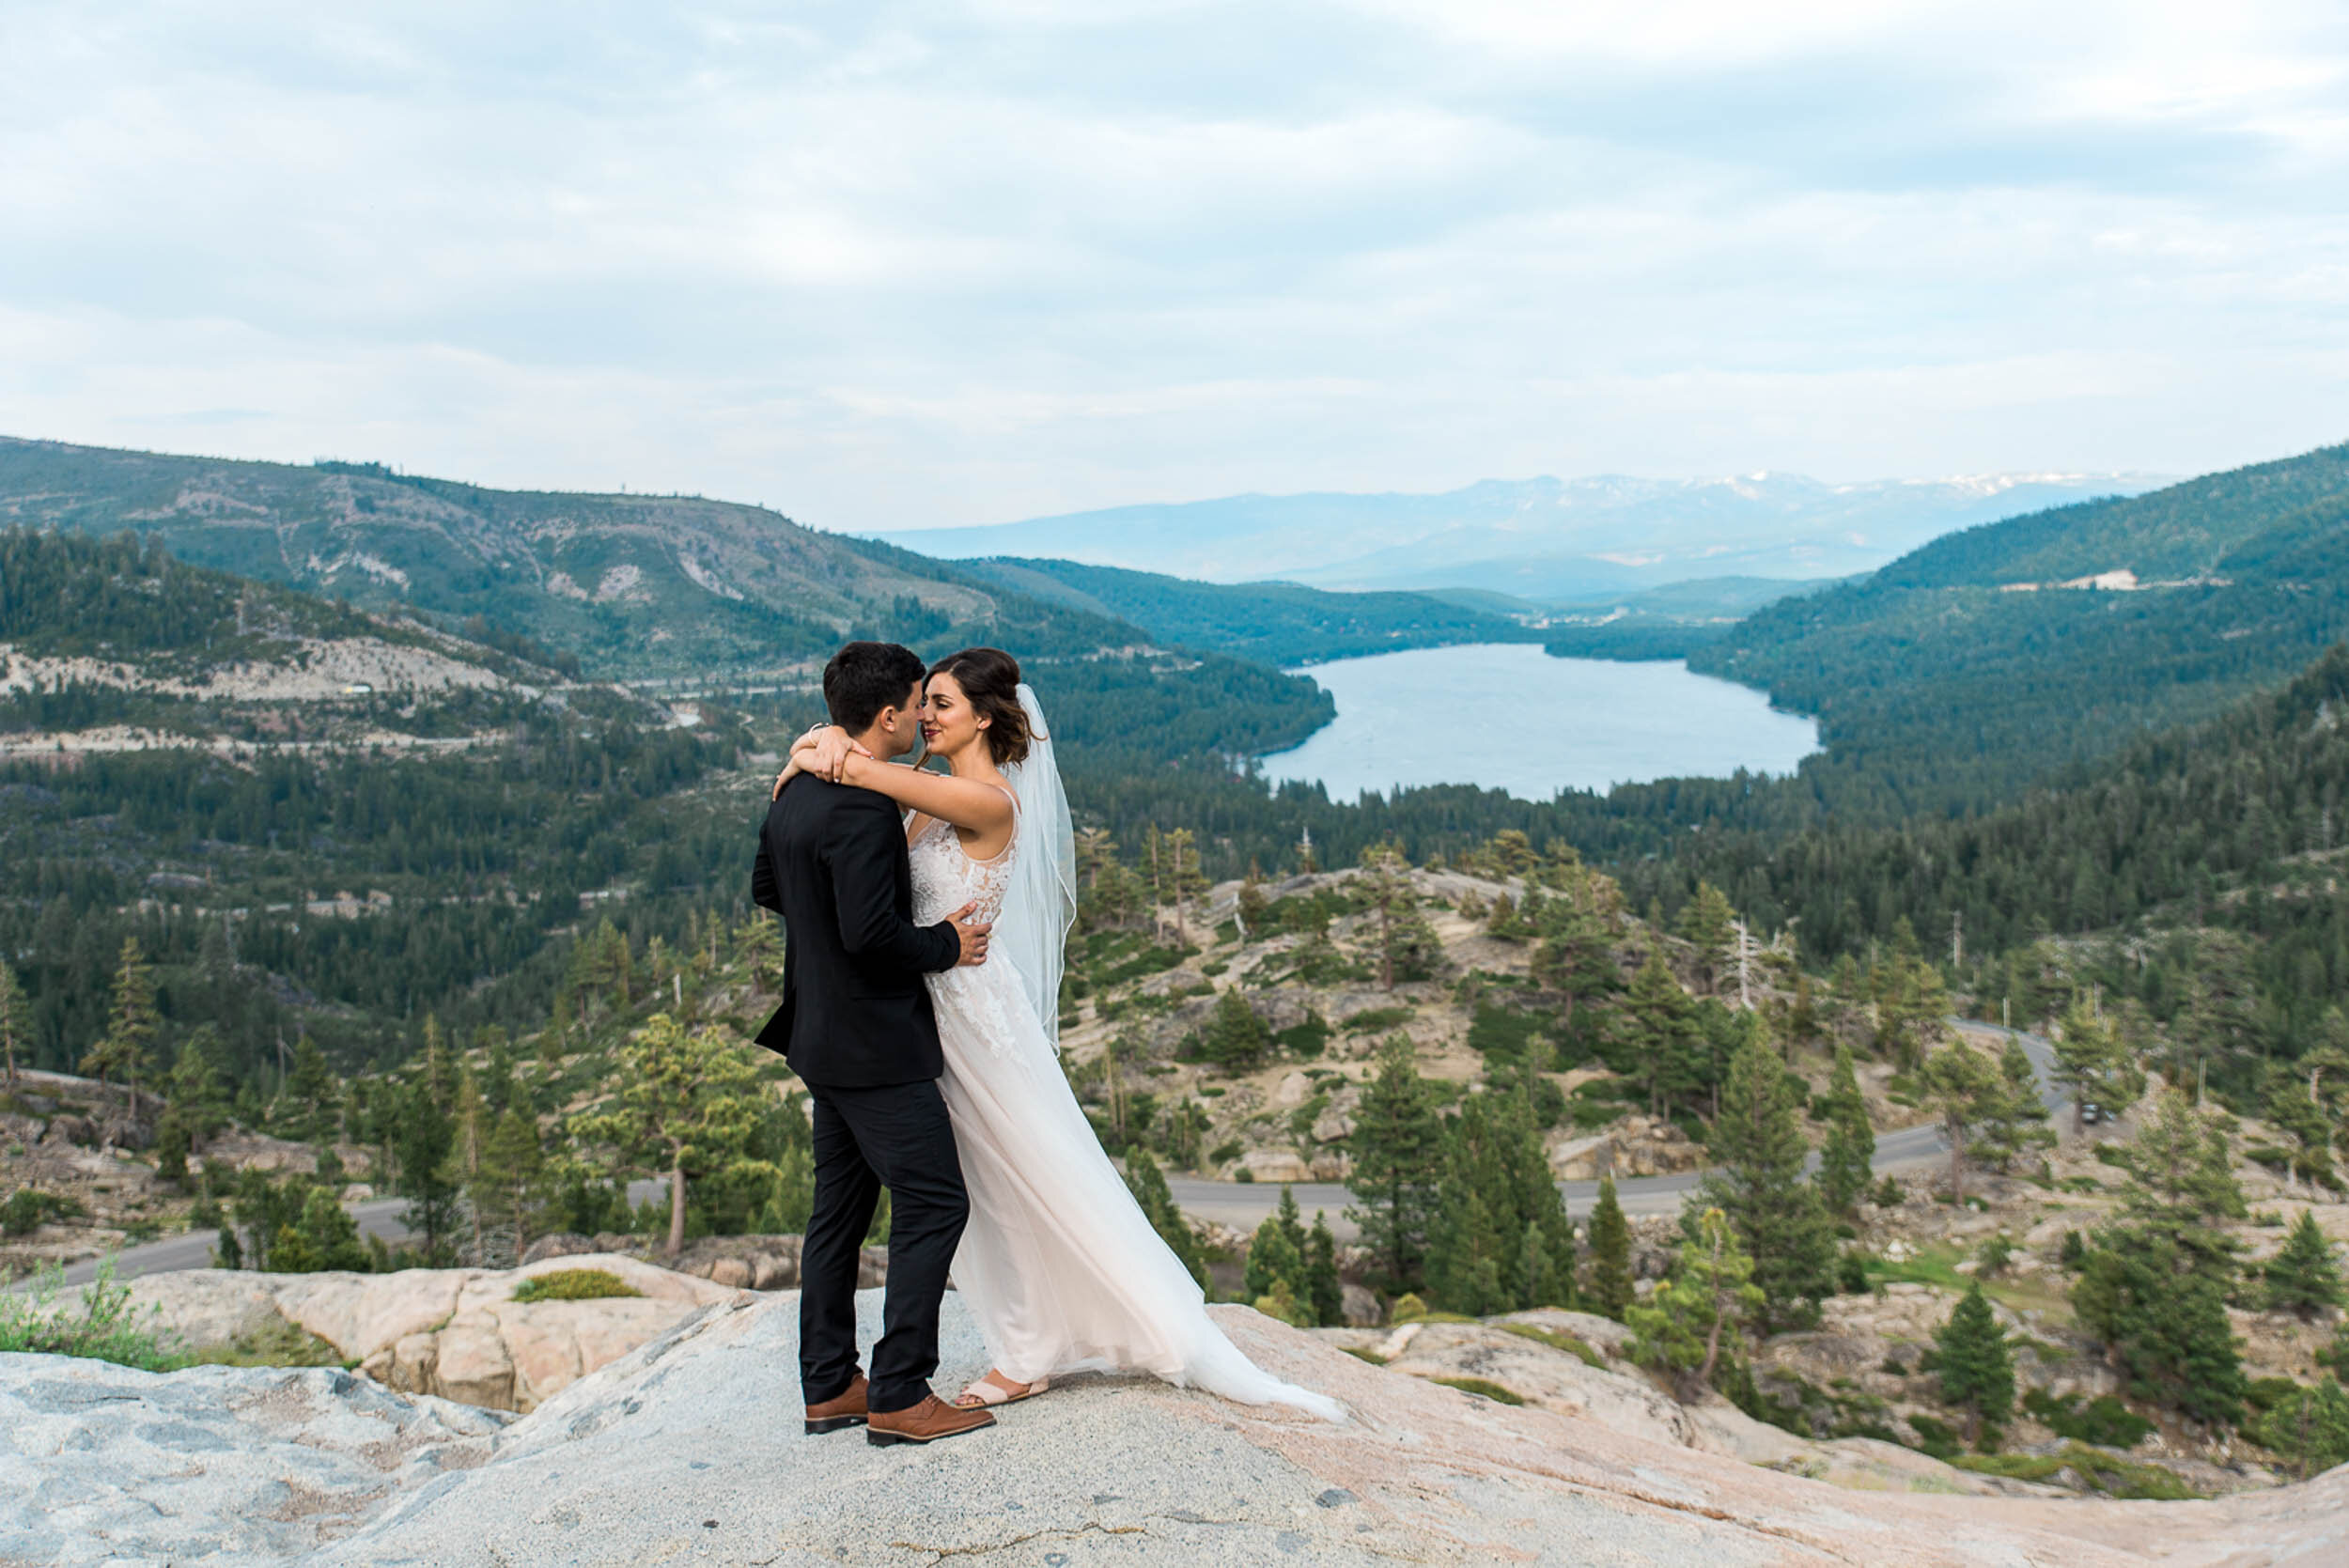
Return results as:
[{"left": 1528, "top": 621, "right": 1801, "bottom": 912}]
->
[{"left": 5, "top": 2, "right": 2346, "bottom": 532}]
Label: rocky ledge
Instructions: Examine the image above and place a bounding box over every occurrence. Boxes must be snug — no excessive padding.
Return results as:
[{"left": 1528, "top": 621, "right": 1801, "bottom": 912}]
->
[{"left": 8, "top": 1289, "right": 2348, "bottom": 1567}]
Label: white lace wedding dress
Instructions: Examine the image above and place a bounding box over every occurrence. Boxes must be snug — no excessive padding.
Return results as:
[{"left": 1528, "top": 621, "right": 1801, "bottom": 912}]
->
[{"left": 909, "top": 806, "right": 1343, "bottom": 1420}]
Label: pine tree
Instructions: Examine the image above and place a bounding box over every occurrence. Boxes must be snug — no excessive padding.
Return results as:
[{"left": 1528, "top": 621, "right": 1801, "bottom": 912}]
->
[
  {"left": 1617, "top": 946, "right": 1700, "bottom": 1120},
  {"left": 1919, "top": 1039, "right": 2003, "bottom": 1203},
  {"left": 572, "top": 1015, "right": 779, "bottom": 1257},
  {"left": 1627, "top": 1206, "right": 1764, "bottom": 1399},
  {"left": 390, "top": 1077, "right": 459, "bottom": 1264},
  {"left": 755, "top": 1141, "right": 816, "bottom": 1234},
  {"left": 450, "top": 1068, "right": 489, "bottom": 1264},
  {"left": 1164, "top": 827, "right": 1208, "bottom": 942},
  {"left": 164, "top": 1032, "right": 229, "bottom": 1148},
  {"left": 2253, "top": 1380, "right": 2349, "bottom": 1482},
  {"left": 1246, "top": 1186, "right": 1309, "bottom": 1306},
  {"left": 1674, "top": 883, "right": 1736, "bottom": 995},
  {"left": 0, "top": 962, "right": 24, "bottom": 1088},
  {"left": 1305, "top": 1211, "right": 1345, "bottom": 1327},
  {"left": 1584, "top": 1173, "right": 1635, "bottom": 1321},
  {"left": 270, "top": 1185, "right": 370, "bottom": 1273},
  {"left": 1344, "top": 1035, "right": 1443, "bottom": 1295},
  {"left": 475, "top": 1108, "right": 549, "bottom": 1264},
  {"left": 2261, "top": 1066, "right": 2340, "bottom": 1193},
  {"left": 2263, "top": 1211, "right": 2345, "bottom": 1320},
  {"left": 1973, "top": 1035, "right": 2054, "bottom": 1172},
  {"left": 2074, "top": 1238, "right": 2247, "bottom": 1427},
  {"left": 284, "top": 1035, "right": 341, "bottom": 1146},
  {"left": 1202, "top": 987, "right": 1270, "bottom": 1073},
  {"left": 1530, "top": 903, "right": 1619, "bottom": 1031},
  {"left": 1816, "top": 1043, "right": 1875, "bottom": 1217},
  {"left": 2110, "top": 1088, "right": 2246, "bottom": 1278},
  {"left": 1427, "top": 1077, "right": 1574, "bottom": 1315},
  {"left": 1696, "top": 1031, "right": 1836, "bottom": 1331},
  {"left": 2052, "top": 994, "right": 2143, "bottom": 1134},
  {"left": 84, "top": 936, "right": 159, "bottom": 1114},
  {"left": 1934, "top": 1281, "right": 2015, "bottom": 1448},
  {"left": 2072, "top": 1090, "right": 2250, "bottom": 1426},
  {"left": 1122, "top": 1148, "right": 1208, "bottom": 1287},
  {"left": 1875, "top": 920, "right": 1950, "bottom": 1067},
  {"left": 1358, "top": 840, "right": 1439, "bottom": 989}
]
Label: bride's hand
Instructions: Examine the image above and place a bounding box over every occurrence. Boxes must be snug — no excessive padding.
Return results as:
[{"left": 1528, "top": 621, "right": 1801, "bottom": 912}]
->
[
  {"left": 799, "top": 724, "right": 870, "bottom": 784},
  {"left": 771, "top": 725, "right": 867, "bottom": 799}
]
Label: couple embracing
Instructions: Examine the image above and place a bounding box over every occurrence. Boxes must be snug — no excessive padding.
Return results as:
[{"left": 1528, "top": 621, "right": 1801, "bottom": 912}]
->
[{"left": 752, "top": 641, "right": 1342, "bottom": 1446}]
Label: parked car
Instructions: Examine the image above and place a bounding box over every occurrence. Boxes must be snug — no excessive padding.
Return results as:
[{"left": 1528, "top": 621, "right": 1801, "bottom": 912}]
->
[{"left": 2079, "top": 1102, "right": 2102, "bottom": 1126}]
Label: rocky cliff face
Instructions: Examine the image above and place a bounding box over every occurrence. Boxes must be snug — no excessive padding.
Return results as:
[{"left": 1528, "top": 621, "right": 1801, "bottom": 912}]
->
[{"left": 9, "top": 1287, "right": 2347, "bottom": 1567}]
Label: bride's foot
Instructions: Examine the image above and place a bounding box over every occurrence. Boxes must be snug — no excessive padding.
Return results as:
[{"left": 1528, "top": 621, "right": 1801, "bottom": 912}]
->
[{"left": 954, "top": 1370, "right": 1049, "bottom": 1408}]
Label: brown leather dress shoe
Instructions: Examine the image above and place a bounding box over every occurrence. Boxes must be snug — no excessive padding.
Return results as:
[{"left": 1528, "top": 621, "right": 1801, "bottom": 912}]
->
[
  {"left": 804, "top": 1374, "right": 869, "bottom": 1435},
  {"left": 865, "top": 1393, "right": 998, "bottom": 1447}
]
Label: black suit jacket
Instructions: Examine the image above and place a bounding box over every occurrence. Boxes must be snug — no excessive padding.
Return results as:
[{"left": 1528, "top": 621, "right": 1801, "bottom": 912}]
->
[{"left": 751, "top": 775, "right": 962, "bottom": 1088}]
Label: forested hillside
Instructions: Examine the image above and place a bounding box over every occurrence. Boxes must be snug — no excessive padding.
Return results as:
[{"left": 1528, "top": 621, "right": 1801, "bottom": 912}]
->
[
  {"left": 0, "top": 526, "right": 1331, "bottom": 1092},
  {"left": 1685, "top": 441, "right": 2349, "bottom": 817},
  {"left": 1626, "top": 641, "right": 2349, "bottom": 1099},
  {"left": 0, "top": 438, "right": 1314, "bottom": 711}
]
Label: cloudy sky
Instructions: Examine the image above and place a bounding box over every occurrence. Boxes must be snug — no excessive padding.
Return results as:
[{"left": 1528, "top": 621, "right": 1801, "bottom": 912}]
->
[{"left": 5, "top": 2, "right": 2347, "bottom": 532}]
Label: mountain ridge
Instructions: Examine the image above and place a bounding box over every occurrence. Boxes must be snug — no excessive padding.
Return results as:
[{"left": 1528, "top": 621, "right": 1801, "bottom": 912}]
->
[{"left": 870, "top": 468, "right": 2171, "bottom": 598}]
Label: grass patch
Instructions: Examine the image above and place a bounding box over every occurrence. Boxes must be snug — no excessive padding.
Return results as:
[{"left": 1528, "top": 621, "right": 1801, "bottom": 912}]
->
[
  {"left": 1951, "top": 1452, "right": 2068, "bottom": 1482},
  {"left": 1340, "top": 1345, "right": 1389, "bottom": 1366},
  {"left": 512, "top": 1267, "right": 642, "bottom": 1304},
  {"left": 1432, "top": 1375, "right": 1525, "bottom": 1405},
  {"left": 0, "top": 1260, "right": 186, "bottom": 1372},
  {"left": 1342, "top": 1005, "right": 1418, "bottom": 1034},
  {"left": 193, "top": 1316, "right": 349, "bottom": 1369},
  {"left": 1499, "top": 1322, "right": 1605, "bottom": 1367},
  {"left": 2054, "top": 1442, "right": 2200, "bottom": 1499}
]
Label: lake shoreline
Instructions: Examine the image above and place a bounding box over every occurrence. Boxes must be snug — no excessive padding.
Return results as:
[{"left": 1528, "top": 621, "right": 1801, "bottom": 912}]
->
[{"left": 1261, "top": 643, "right": 1820, "bottom": 803}]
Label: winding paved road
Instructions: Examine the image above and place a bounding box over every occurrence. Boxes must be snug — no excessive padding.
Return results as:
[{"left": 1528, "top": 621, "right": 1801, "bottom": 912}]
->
[{"left": 36, "top": 1023, "right": 2061, "bottom": 1286}]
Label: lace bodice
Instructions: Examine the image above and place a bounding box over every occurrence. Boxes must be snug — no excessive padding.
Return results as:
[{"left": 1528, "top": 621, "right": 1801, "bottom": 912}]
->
[{"left": 910, "top": 809, "right": 1019, "bottom": 927}]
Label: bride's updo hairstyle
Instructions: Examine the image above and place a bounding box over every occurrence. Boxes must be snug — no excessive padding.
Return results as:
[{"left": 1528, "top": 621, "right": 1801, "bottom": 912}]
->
[{"left": 927, "top": 646, "right": 1032, "bottom": 768}]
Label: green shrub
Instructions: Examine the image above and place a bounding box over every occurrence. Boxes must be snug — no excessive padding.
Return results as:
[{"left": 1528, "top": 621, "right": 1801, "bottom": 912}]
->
[
  {"left": 1342, "top": 1005, "right": 1416, "bottom": 1034},
  {"left": 512, "top": 1267, "right": 643, "bottom": 1303},
  {"left": 0, "top": 1261, "right": 186, "bottom": 1371},
  {"left": 1, "top": 1188, "right": 84, "bottom": 1236},
  {"left": 1906, "top": 1413, "right": 1962, "bottom": 1458},
  {"left": 1207, "top": 1139, "right": 1242, "bottom": 1165},
  {"left": 2022, "top": 1389, "right": 2155, "bottom": 1449}
]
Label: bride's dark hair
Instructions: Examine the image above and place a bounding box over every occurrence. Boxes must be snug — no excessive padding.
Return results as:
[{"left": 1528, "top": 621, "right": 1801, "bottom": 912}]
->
[{"left": 928, "top": 646, "right": 1032, "bottom": 768}]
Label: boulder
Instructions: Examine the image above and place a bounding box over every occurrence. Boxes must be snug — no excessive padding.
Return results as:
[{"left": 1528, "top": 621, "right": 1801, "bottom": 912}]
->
[
  {"left": 1239, "top": 1149, "right": 1314, "bottom": 1184},
  {"left": 124, "top": 1254, "right": 741, "bottom": 1413},
  {"left": 0, "top": 1356, "right": 506, "bottom": 1567},
  {"left": 11, "top": 1289, "right": 2349, "bottom": 1565}
]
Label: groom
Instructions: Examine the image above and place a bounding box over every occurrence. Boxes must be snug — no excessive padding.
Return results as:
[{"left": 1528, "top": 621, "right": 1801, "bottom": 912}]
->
[{"left": 751, "top": 641, "right": 998, "bottom": 1447}]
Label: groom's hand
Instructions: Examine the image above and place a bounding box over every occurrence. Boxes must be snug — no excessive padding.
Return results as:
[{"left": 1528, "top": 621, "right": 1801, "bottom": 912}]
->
[{"left": 949, "top": 901, "right": 992, "bottom": 967}]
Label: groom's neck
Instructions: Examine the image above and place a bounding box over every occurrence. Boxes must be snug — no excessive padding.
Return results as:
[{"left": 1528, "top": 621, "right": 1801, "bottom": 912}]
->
[{"left": 850, "top": 719, "right": 903, "bottom": 761}]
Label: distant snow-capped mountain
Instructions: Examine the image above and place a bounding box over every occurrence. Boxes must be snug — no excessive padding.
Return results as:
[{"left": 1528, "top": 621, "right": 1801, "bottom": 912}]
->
[{"left": 870, "top": 471, "right": 2170, "bottom": 601}]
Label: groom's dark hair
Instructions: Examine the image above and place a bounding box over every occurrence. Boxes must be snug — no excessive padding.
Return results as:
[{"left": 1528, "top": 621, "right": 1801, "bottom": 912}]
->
[{"left": 824, "top": 642, "right": 927, "bottom": 733}]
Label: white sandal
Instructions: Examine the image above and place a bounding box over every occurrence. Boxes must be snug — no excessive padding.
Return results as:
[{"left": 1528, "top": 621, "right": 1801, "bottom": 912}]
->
[{"left": 955, "top": 1373, "right": 1049, "bottom": 1408}]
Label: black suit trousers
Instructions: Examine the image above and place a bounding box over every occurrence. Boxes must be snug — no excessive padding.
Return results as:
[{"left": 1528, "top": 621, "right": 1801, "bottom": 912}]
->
[{"left": 799, "top": 1078, "right": 969, "bottom": 1414}]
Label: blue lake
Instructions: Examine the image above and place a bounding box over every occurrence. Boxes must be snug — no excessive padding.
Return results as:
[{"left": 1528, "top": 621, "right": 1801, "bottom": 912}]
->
[{"left": 1260, "top": 643, "right": 1820, "bottom": 802}]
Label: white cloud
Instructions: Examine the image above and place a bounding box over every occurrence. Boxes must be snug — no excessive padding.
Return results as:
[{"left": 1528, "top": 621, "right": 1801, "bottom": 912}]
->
[{"left": 1, "top": 1, "right": 2345, "bottom": 531}]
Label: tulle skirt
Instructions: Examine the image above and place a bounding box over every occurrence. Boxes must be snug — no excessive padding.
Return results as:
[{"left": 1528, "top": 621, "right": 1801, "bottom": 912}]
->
[{"left": 929, "top": 957, "right": 1342, "bottom": 1421}]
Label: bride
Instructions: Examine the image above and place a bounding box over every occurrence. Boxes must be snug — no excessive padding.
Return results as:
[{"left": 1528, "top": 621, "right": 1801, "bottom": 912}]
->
[{"left": 775, "top": 645, "right": 1342, "bottom": 1421}]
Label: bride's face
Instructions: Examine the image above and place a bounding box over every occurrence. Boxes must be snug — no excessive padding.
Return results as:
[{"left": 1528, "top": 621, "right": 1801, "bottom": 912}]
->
[{"left": 919, "top": 671, "right": 988, "bottom": 763}]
